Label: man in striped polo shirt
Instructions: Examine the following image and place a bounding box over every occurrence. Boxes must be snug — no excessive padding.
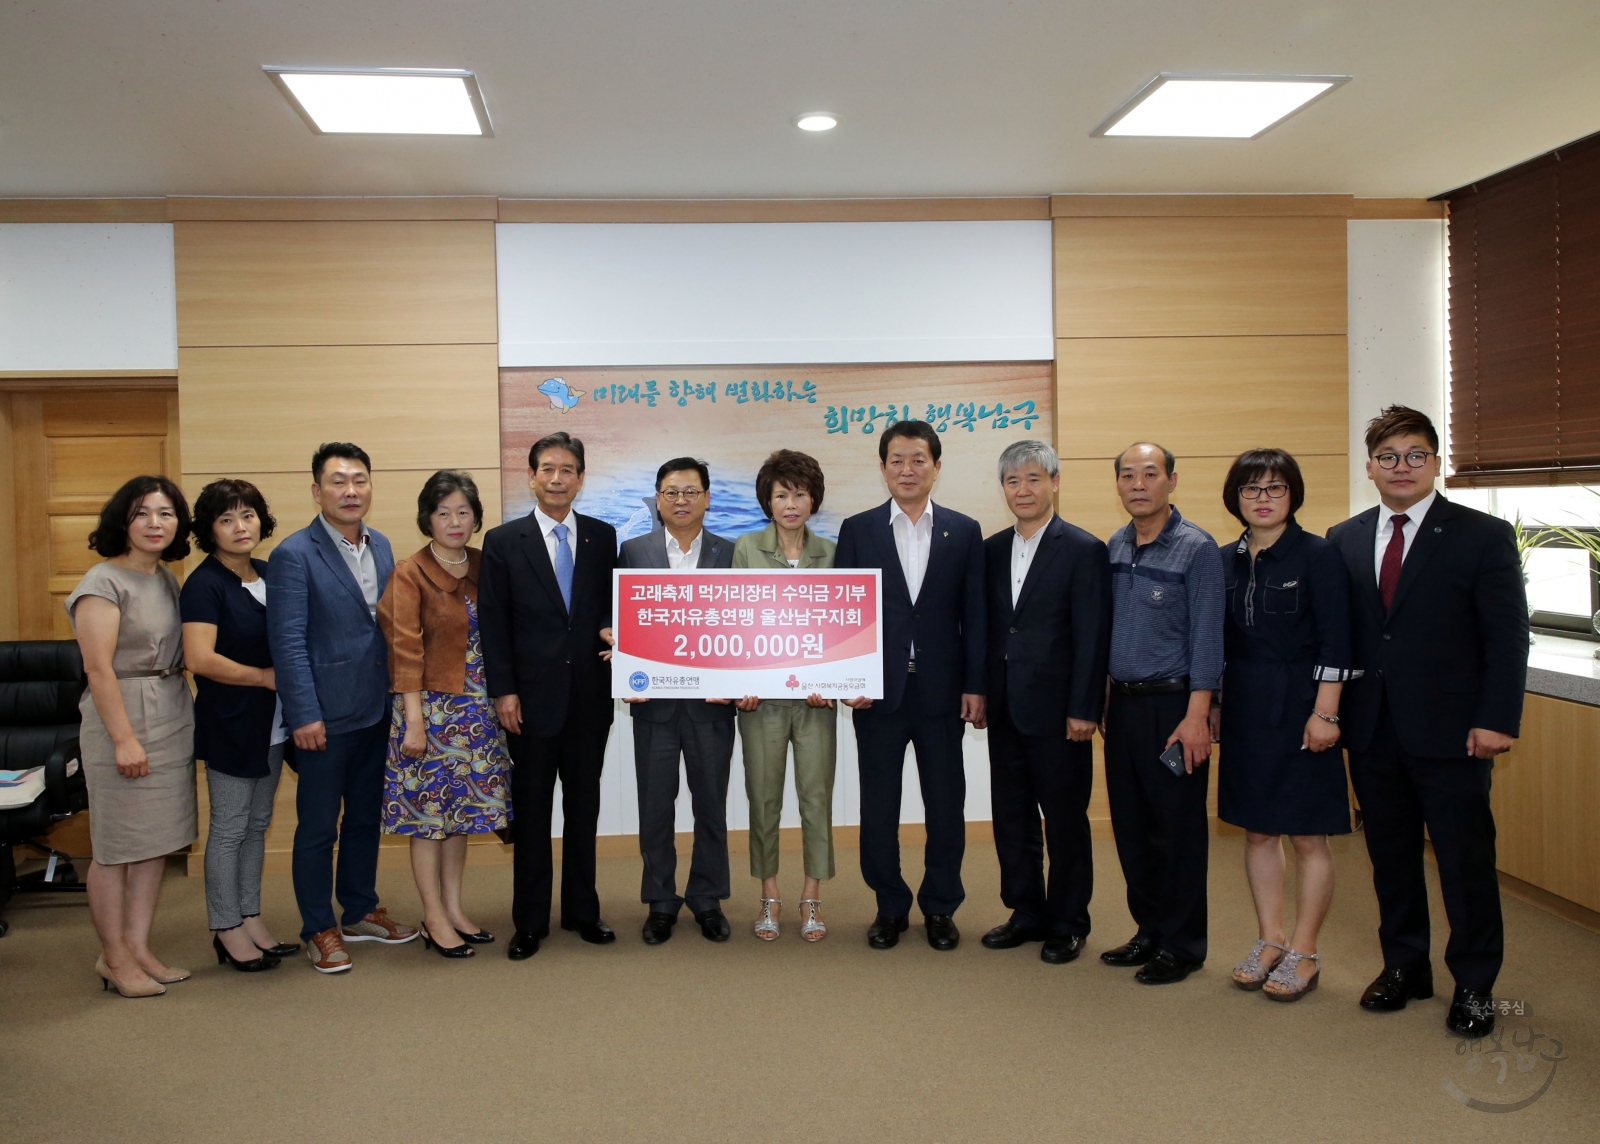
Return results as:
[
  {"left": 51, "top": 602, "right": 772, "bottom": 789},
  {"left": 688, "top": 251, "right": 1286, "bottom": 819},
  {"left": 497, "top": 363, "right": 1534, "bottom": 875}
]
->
[{"left": 1098, "top": 442, "right": 1225, "bottom": 985}]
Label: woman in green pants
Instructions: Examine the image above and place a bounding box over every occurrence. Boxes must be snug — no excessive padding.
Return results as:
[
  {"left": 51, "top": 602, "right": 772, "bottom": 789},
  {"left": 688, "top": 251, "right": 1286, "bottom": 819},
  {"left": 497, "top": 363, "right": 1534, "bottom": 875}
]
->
[{"left": 732, "top": 450, "right": 837, "bottom": 941}]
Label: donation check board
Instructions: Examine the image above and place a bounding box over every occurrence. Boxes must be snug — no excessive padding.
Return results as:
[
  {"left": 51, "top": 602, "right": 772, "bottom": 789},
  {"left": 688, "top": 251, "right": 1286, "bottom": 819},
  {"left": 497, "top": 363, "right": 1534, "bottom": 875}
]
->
[{"left": 611, "top": 569, "right": 884, "bottom": 700}]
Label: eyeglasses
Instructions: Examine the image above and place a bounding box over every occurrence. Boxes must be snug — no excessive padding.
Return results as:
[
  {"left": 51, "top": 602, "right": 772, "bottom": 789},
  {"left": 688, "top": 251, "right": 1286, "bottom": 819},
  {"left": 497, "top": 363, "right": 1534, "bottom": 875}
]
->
[
  {"left": 1239, "top": 482, "right": 1290, "bottom": 500},
  {"left": 658, "top": 488, "right": 705, "bottom": 502},
  {"left": 1374, "top": 450, "right": 1436, "bottom": 470}
]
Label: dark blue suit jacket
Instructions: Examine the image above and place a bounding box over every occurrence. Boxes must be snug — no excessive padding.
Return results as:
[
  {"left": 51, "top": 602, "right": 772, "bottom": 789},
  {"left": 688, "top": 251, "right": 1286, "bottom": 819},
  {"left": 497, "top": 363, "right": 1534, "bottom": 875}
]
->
[
  {"left": 835, "top": 500, "right": 985, "bottom": 717},
  {"left": 266, "top": 517, "right": 394, "bottom": 736},
  {"left": 617, "top": 526, "right": 735, "bottom": 723}
]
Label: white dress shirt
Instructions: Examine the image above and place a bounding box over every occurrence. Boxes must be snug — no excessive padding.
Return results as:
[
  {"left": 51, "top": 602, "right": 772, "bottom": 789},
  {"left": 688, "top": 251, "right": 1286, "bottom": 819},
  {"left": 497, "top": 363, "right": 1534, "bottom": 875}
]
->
[
  {"left": 891, "top": 500, "right": 934, "bottom": 663},
  {"left": 1011, "top": 515, "right": 1052, "bottom": 608},
  {"left": 1373, "top": 488, "right": 1438, "bottom": 583},
  {"left": 318, "top": 515, "right": 378, "bottom": 620},
  {"left": 242, "top": 576, "right": 289, "bottom": 745},
  {"left": 665, "top": 529, "right": 703, "bottom": 569},
  {"left": 533, "top": 505, "right": 574, "bottom": 568}
]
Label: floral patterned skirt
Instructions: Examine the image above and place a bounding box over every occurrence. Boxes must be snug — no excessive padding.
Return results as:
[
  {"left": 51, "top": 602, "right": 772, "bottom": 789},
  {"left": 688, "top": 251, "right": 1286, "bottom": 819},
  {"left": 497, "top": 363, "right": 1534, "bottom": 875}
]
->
[{"left": 381, "top": 690, "right": 512, "bottom": 839}]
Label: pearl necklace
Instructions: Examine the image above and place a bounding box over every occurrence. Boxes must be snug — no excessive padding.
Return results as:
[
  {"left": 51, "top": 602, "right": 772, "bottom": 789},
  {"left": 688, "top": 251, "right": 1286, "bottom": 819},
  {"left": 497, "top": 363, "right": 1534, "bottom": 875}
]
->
[{"left": 429, "top": 543, "right": 468, "bottom": 566}]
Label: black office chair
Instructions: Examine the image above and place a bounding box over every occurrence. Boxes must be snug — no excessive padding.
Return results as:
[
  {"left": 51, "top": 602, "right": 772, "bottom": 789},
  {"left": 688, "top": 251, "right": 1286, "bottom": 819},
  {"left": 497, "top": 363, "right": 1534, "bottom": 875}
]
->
[{"left": 0, "top": 640, "right": 90, "bottom": 937}]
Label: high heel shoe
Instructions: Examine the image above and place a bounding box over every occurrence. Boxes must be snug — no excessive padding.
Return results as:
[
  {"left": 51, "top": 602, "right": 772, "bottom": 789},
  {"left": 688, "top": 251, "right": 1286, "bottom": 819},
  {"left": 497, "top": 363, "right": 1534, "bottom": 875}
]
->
[
  {"left": 799, "top": 899, "right": 826, "bottom": 942},
  {"left": 420, "top": 924, "right": 475, "bottom": 959},
  {"left": 254, "top": 941, "right": 302, "bottom": 958},
  {"left": 147, "top": 965, "right": 192, "bottom": 984},
  {"left": 452, "top": 926, "right": 495, "bottom": 945},
  {"left": 1263, "top": 949, "right": 1320, "bottom": 1002},
  {"left": 95, "top": 955, "right": 166, "bottom": 998},
  {"left": 754, "top": 898, "right": 780, "bottom": 941},
  {"left": 214, "top": 934, "right": 280, "bottom": 973}
]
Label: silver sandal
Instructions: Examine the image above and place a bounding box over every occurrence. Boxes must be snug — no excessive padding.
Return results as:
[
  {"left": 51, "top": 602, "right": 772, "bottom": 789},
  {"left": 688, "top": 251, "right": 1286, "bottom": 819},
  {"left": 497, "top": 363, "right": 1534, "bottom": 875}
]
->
[
  {"left": 1231, "top": 939, "right": 1286, "bottom": 991},
  {"left": 1263, "top": 948, "right": 1320, "bottom": 1002},
  {"left": 754, "top": 898, "right": 781, "bottom": 941},
  {"left": 799, "top": 899, "right": 826, "bottom": 942}
]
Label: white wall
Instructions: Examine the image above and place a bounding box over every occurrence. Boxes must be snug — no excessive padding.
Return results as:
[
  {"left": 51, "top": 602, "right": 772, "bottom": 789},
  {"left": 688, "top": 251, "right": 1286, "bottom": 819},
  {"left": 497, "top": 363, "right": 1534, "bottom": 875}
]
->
[
  {"left": 1347, "top": 219, "right": 1448, "bottom": 513},
  {"left": 497, "top": 221, "right": 1054, "bottom": 366},
  {"left": 0, "top": 223, "right": 178, "bottom": 371}
]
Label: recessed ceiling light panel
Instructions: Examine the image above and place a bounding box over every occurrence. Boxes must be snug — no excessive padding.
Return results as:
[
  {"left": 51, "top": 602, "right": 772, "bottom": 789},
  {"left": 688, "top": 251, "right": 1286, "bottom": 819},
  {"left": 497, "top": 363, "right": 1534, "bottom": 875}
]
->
[
  {"left": 264, "top": 67, "right": 493, "bottom": 136},
  {"left": 795, "top": 112, "right": 839, "bottom": 132},
  {"left": 1092, "top": 73, "right": 1349, "bottom": 139}
]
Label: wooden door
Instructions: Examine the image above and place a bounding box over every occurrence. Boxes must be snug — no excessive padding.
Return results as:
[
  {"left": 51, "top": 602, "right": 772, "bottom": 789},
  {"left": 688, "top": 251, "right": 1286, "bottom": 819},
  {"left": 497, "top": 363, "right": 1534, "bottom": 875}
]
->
[{"left": 10, "top": 387, "right": 180, "bottom": 638}]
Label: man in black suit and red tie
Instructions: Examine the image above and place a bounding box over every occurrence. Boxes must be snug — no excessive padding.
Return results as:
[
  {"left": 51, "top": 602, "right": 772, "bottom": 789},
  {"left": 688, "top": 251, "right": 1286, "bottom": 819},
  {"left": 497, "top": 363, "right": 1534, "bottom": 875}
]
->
[
  {"left": 835, "top": 420, "right": 986, "bottom": 952},
  {"left": 979, "top": 440, "right": 1110, "bottom": 965},
  {"left": 1328, "top": 406, "right": 1528, "bottom": 1037},
  {"left": 479, "top": 432, "right": 619, "bottom": 960}
]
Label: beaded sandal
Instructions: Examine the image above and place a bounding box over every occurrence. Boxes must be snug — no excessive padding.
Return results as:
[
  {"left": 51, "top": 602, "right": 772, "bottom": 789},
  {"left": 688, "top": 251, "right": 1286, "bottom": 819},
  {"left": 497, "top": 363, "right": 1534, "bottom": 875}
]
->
[
  {"left": 799, "top": 899, "right": 826, "bottom": 942},
  {"left": 754, "top": 898, "right": 781, "bottom": 941},
  {"left": 1231, "top": 939, "right": 1286, "bottom": 991},
  {"left": 1263, "top": 948, "right": 1320, "bottom": 1002}
]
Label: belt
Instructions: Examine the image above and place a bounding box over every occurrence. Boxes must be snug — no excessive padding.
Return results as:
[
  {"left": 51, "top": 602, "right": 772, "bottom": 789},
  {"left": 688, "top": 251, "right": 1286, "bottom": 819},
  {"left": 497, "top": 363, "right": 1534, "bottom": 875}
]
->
[
  {"left": 117, "top": 666, "right": 185, "bottom": 680},
  {"left": 1110, "top": 675, "right": 1189, "bottom": 696}
]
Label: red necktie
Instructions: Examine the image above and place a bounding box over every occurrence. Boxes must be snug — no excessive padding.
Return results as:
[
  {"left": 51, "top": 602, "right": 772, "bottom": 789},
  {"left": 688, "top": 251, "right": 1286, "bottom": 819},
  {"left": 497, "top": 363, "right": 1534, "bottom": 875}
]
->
[{"left": 1379, "top": 513, "right": 1410, "bottom": 612}]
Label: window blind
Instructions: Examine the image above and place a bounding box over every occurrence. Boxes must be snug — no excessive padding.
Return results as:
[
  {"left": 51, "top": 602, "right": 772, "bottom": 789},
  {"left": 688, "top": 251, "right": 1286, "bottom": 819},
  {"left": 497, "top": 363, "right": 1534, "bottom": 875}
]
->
[{"left": 1445, "top": 130, "right": 1600, "bottom": 487}]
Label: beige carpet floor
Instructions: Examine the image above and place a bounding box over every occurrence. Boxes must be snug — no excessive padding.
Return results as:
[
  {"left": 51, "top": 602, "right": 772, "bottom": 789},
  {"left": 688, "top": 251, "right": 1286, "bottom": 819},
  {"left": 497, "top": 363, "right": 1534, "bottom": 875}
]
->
[{"left": 1, "top": 833, "right": 1595, "bottom": 1143}]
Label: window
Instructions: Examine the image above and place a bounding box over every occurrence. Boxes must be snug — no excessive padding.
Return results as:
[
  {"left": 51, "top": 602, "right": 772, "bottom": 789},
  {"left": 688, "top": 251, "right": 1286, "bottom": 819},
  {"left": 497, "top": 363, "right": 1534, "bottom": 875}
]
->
[{"left": 1452, "top": 486, "right": 1600, "bottom": 636}]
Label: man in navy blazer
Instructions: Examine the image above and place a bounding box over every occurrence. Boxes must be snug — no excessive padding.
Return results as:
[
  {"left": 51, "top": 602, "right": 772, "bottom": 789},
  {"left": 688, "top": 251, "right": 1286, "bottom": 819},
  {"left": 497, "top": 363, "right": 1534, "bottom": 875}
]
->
[
  {"left": 836, "top": 420, "right": 985, "bottom": 951},
  {"left": 1328, "top": 406, "right": 1528, "bottom": 1037},
  {"left": 267, "top": 442, "right": 417, "bottom": 973},
  {"left": 981, "top": 440, "right": 1110, "bottom": 965}
]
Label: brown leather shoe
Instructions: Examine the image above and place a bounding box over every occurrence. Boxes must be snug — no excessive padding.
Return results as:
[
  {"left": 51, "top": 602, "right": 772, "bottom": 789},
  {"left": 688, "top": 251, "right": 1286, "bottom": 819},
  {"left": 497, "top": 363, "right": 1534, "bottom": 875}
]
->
[
  {"left": 341, "top": 907, "right": 420, "bottom": 945},
  {"left": 306, "top": 927, "right": 352, "bottom": 974}
]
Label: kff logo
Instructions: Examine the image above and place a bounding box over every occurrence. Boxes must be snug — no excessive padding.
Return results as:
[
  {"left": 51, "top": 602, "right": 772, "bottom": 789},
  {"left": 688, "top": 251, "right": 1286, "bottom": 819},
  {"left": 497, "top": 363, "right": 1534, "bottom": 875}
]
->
[{"left": 628, "top": 671, "right": 649, "bottom": 693}]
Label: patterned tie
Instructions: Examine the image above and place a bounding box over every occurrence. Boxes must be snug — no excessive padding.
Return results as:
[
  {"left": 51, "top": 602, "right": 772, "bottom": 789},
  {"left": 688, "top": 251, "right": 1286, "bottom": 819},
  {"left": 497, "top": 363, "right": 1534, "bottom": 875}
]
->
[
  {"left": 1378, "top": 513, "right": 1409, "bottom": 612},
  {"left": 552, "top": 523, "right": 574, "bottom": 611}
]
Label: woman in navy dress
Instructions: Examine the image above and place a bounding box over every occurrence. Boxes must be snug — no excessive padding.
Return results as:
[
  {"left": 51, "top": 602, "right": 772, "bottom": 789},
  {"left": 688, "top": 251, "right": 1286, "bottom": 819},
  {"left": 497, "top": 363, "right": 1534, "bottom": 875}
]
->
[{"left": 1211, "top": 449, "right": 1355, "bottom": 1002}]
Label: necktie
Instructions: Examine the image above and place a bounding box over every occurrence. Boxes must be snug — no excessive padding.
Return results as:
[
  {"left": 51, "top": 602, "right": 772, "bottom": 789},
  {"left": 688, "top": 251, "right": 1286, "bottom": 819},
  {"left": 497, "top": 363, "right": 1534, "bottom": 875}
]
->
[
  {"left": 1378, "top": 513, "right": 1409, "bottom": 612},
  {"left": 552, "top": 523, "right": 574, "bottom": 610}
]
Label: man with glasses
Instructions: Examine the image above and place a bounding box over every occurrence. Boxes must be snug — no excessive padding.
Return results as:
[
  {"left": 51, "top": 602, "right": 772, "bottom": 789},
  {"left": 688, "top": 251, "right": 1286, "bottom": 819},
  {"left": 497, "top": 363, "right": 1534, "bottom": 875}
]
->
[
  {"left": 618, "top": 458, "right": 737, "bottom": 945},
  {"left": 1328, "top": 406, "right": 1527, "bottom": 1037}
]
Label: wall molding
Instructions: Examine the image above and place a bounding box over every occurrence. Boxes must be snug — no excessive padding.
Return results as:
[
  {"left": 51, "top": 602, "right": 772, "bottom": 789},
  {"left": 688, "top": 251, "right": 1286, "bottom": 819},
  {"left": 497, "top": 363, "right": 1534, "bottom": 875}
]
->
[
  {"left": 0, "top": 371, "right": 177, "bottom": 390},
  {"left": 496, "top": 197, "right": 1051, "bottom": 223}
]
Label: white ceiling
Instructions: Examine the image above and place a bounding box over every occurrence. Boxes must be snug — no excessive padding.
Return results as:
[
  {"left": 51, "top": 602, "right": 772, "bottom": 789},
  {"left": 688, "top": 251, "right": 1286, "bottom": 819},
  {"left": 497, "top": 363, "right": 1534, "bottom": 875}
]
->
[{"left": 3, "top": 0, "right": 1600, "bottom": 200}]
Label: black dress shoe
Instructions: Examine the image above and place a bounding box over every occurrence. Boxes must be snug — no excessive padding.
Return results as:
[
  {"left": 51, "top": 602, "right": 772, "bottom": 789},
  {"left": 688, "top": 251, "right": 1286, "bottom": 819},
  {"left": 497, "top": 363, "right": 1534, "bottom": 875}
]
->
[
  {"left": 642, "top": 911, "right": 677, "bottom": 945},
  {"left": 981, "top": 920, "right": 1046, "bottom": 949},
  {"left": 454, "top": 928, "right": 495, "bottom": 945},
  {"left": 561, "top": 919, "right": 616, "bottom": 945},
  {"left": 213, "top": 934, "right": 279, "bottom": 973},
  {"left": 1100, "top": 934, "right": 1158, "bottom": 967},
  {"left": 1135, "top": 949, "right": 1203, "bottom": 984},
  {"left": 694, "top": 909, "right": 732, "bottom": 942},
  {"left": 507, "top": 930, "right": 542, "bottom": 960},
  {"left": 867, "top": 914, "right": 909, "bottom": 949},
  {"left": 1446, "top": 987, "right": 1496, "bottom": 1037},
  {"left": 420, "top": 925, "right": 476, "bottom": 959},
  {"left": 1041, "top": 935, "right": 1086, "bottom": 964},
  {"left": 925, "top": 915, "right": 960, "bottom": 951},
  {"left": 253, "top": 941, "right": 302, "bottom": 958},
  {"left": 1359, "top": 965, "right": 1435, "bottom": 1011}
]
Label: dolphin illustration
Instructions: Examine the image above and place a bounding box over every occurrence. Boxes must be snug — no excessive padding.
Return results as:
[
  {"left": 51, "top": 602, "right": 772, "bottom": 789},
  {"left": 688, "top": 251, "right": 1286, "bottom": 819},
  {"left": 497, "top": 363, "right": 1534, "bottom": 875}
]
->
[{"left": 537, "top": 376, "right": 584, "bottom": 413}]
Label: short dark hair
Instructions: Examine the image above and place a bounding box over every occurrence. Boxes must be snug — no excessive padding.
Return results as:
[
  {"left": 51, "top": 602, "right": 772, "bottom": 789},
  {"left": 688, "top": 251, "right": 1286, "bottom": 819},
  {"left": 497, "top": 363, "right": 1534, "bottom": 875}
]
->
[
  {"left": 1113, "top": 442, "right": 1176, "bottom": 477},
  {"left": 529, "top": 432, "right": 586, "bottom": 474},
  {"left": 312, "top": 442, "right": 372, "bottom": 482},
  {"left": 1364, "top": 405, "right": 1439, "bottom": 454},
  {"left": 878, "top": 419, "right": 942, "bottom": 464},
  {"left": 1221, "top": 449, "right": 1306, "bottom": 527},
  {"left": 191, "top": 478, "right": 276, "bottom": 555},
  {"left": 416, "top": 469, "right": 485, "bottom": 536},
  {"left": 89, "top": 476, "right": 192, "bottom": 562},
  {"left": 656, "top": 457, "right": 710, "bottom": 491},
  {"left": 754, "top": 450, "right": 826, "bottom": 518}
]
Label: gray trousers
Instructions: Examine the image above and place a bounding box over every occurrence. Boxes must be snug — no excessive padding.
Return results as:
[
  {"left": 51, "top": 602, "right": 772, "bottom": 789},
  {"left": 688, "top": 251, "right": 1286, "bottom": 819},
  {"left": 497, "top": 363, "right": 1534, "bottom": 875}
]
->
[
  {"left": 633, "top": 705, "right": 733, "bottom": 916},
  {"left": 204, "top": 742, "right": 285, "bottom": 931}
]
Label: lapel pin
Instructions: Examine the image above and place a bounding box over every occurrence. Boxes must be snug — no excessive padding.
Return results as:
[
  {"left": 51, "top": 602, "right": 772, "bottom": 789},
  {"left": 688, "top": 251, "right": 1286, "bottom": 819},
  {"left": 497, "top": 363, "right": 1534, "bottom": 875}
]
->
[
  {"left": 943, "top": 531, "right": 949, "bottom": 538},
  {"left": 1434, "top": 527, "right": 1442, "bottom": 533}
]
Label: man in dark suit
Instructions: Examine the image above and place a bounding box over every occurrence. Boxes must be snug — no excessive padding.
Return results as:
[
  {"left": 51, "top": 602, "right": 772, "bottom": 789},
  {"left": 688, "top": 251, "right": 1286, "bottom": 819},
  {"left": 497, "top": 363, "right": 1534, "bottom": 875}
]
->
[
  {"left": 1329, "top": 405, "right": 1528, "bottom": 1037},
  {"left": 480, "top": 431, "right": 618, "bottom": 960},
  {"left": 836, "top": 420, "right": 985, "bottom": 952},
  {"left": 616, "top": 457, "right": 736, "bottom": 945},
  {"left": 980, "top": 440, "right": 1110, "bottom": 965}
]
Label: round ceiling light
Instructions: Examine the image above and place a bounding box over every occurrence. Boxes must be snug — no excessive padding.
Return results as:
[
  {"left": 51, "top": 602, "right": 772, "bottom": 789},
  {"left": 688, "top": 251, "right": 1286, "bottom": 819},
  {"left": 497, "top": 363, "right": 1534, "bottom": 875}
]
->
[{"left": 794, "top": 112, "right": 839, "bottom": 132}]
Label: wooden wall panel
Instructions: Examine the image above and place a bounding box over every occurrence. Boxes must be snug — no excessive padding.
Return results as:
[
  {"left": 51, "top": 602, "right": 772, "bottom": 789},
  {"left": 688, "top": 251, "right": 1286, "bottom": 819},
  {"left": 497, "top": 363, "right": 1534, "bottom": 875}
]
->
[
  {"left": 178, "top": 344, "right": 499, "bottom": 474},
  {"left": 1054, "top": 216, "right": 1348, "bottom": 338},
  {"left": 0, "top": 396, "right": 15, "bottom": 639},
  {"left": 1492, "top": 693, "right": 1600, "bottom": 911},
  {"left": 174, "top": 221, "right": 498, "bottom": 347},
  {"left": 1055, "top": 453, "right": 1350, "bottom": 544},
  {"left": 1055, "top": 335, "right": 1347, "bottom": 459}
]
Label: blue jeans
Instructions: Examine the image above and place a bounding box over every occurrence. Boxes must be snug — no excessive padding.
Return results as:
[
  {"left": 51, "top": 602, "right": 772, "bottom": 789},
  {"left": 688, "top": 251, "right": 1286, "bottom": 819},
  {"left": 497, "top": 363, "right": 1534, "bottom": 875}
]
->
[{"left": 291, "top": 719, "right": 386, "bottom": 940}]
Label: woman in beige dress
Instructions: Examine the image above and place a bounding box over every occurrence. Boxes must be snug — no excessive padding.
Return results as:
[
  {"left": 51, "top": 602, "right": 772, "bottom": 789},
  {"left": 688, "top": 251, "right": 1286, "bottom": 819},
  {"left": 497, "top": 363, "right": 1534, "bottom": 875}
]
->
[{"left": 67, "top": 475, "right": 198, "bottom": 998}]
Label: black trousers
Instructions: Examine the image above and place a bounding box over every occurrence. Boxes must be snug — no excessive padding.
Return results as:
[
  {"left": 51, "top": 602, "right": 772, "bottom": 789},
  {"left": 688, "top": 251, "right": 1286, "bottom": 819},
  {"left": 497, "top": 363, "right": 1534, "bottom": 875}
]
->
[
  {"left": 1103, "top": 688, "right": 1209, "bottom": 962},
  {"left": 632, "top": 705, "right": 734, "bottom": 916},
  {"left": 853, "top": 672, "right": 967, "bottom": 918},
  {"left": 508, "top": 716, "right": 610, "bottom": 937},
  {"left": 987, "top": 697, "right": 1094, "bottom": 938},
  {"left": 1348, "top": 707, "right": 1503, "bottom": 992}
]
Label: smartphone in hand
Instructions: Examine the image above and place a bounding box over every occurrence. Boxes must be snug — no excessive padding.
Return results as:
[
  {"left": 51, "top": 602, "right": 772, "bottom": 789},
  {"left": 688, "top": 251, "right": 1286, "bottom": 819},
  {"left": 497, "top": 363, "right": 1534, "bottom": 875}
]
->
[{"left": 1158, "top": 741, "right": 1187, "bottom": 777}]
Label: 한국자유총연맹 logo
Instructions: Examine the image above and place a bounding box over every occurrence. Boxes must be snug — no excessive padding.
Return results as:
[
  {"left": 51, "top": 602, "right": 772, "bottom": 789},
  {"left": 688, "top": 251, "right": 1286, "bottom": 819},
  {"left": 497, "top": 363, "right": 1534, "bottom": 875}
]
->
[{"left": 628, "top": 671, "right": 649, "bottom": 693}]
